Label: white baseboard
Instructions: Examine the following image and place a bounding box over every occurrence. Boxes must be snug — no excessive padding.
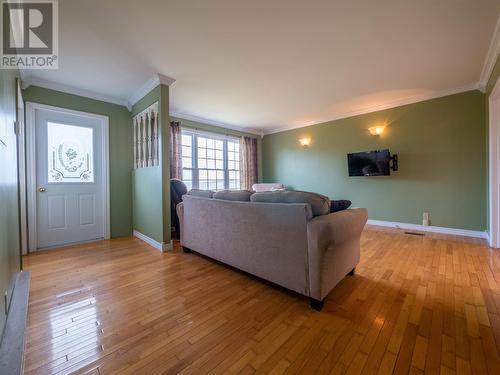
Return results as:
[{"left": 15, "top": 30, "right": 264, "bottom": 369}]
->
[
  {"left": 366, "top": 220, "right": 489, "bottom": 240},
  {"left": 133, "top": 230, "right": 173, "bottom": 252}
]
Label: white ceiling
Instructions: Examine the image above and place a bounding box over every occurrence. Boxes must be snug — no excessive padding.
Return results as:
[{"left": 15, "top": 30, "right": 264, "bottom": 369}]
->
[{"left": 23, "top": 0, "right": 500, "bottom": 134}]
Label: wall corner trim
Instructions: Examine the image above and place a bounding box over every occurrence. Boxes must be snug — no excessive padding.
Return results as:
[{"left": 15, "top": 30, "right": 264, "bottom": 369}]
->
[
  {"left": 366, "top": 219, "right": 488, "bottom": 240},
  {"left": 479, "top": 14, "right": 500, "bottom": 89},
  {"left": 133, "top": 230, "right": 172, "bottom": 252},
  {"left": 128, "top": 73, "right": 176, "bottom": 110}
]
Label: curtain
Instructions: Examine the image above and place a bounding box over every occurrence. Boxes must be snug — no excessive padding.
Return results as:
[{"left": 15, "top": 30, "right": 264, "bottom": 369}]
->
[
  {"left": 170, "top": 121, "right": 182, "bottom": 179},
  {"left": 240, "top": 136, "right": 258, "bottom": 190}
]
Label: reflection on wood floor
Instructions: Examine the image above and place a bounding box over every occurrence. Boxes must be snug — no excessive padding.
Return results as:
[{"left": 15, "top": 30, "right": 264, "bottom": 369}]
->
[{"left": 23, "top": 226, "right": 500, "bottom": 374}]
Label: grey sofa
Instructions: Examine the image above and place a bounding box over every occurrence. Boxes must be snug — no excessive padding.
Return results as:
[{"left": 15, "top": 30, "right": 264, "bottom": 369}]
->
[{"left": 177, "top": 193, "right": 367, "bottom": 310}]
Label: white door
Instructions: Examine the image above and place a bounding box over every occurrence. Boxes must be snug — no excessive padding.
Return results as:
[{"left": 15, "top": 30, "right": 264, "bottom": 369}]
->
[{"left": 33, "top": 108, "right": 105, "bottom": 249}]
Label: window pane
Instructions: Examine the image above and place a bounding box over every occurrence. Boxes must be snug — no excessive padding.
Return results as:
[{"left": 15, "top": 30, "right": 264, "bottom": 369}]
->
[
  {"left": 48, "top": 122, "right": 94, "bottom": 183},
  {"left": 186, "top": 133, "right": 243, "bottom": 190},
  {"left": 230, "top": 179, "right": 240, "bottom": 189},
  {"left": 182, "top": 134, "right": 192, "bottom": 146},
  {"left": 182, "top": 157, "right": 192, "bottom": 168},
  {"left": 182, "top": 146, "right": 191, "bottom": 157},
  {"left": 183, "top": 169, "right": 192, "bottom": 180},
  {"left": 184, "top": 181, "right": 192, "bottom": 190}
]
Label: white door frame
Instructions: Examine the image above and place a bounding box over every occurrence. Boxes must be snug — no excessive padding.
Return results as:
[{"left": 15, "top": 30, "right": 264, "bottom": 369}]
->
[
  {"left": 25, "top": 102, "right": 110, "bottom": 251},
  {"left": 16, "top": 79, "right": 28, "bottom": 255},
  {"left": 489, "top": 77, "right": 500, "bottom": 248}
]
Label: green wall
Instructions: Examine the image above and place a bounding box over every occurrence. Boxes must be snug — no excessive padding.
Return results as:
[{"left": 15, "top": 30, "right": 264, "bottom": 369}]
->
[
  {"left": 23, "top": 86, "right": 133, "bottom": 238},
  {"left": 0, "top": 69, "right": 21, "bottom": 335},
  {"left": 131, "top": 84, "right": 171, "bottom": 244},
  {"left": 171, "top": 116, "right": 263, "bottom": 182},
  {"left": 131, "top": 86, "right": 163, "bottom": 243},
  {"left": 263, "top": 90, "right": 487, "bottom": 231}
]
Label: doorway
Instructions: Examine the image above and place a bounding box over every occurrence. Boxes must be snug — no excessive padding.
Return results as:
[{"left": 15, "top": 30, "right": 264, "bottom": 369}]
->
[{"left": 26, "top": 103, "right": 110, "bottom": 251}]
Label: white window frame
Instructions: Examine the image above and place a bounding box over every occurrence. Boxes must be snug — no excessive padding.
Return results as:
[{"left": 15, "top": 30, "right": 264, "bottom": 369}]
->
[{"left": 181, "top": 128, "right": 240, "bottom": 190}]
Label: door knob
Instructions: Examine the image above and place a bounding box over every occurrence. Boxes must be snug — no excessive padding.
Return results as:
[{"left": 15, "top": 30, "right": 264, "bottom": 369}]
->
[{"left": 38, "top": 187, "right": 46, "bottom": 192}]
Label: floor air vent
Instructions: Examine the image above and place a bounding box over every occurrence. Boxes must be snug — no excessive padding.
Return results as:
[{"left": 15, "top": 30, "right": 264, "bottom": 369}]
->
[{"left": 404, "top": 231, "right": 425, "bottom": 236}]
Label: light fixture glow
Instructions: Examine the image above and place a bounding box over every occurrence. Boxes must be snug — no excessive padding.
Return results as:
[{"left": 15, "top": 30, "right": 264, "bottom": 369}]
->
[
  {"left": 369, "top": 126, "right": 386, "bottom": 136},
  {"left": 299, "top": 137, "right": 311, "bottom": 147}
]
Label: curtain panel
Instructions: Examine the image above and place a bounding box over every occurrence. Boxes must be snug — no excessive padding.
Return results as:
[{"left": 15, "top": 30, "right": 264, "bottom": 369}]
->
[
  {"left": 170, "top": 121, "right": 182, "bottom": 179},
  {"left": 240, "top": 136, "right": 258, "bottom": 190}
]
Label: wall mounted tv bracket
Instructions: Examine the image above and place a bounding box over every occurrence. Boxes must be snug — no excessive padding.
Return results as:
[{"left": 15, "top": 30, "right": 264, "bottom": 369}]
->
[{"left": 390, "top": 154, "right": 398, "bottom": 171}]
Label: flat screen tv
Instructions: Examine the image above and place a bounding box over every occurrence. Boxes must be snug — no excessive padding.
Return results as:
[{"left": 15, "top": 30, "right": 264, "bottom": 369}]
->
[{"left": 347, "top": 149, "right": 391, "bottom": 176}]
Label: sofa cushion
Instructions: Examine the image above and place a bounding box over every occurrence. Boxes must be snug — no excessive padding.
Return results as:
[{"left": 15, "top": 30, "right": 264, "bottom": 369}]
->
[
  {"left": 186, "top": 189, "right": 214, "bottom": 198},
  {"left": 213, "top": 190, "right": 254, "bottom": 201},
  {"left": 250, "top": 190, "right": 330, "bottom": 216}
]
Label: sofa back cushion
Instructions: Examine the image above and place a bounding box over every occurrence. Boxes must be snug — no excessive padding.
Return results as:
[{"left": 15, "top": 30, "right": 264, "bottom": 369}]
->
[
  {"left": 186, "top": 189, "right": 214, "bottom": 198},
  {"left": 251, "top": 190, "right": 330, "bottom": 217},
  {"left": 213, "top": 190, "right": 254, "bottom": 201}
]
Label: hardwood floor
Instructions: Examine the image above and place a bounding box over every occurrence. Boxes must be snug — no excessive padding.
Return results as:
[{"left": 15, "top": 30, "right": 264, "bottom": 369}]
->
[{"left": 23, "top": 227, "right": 500, "bottom": 374}]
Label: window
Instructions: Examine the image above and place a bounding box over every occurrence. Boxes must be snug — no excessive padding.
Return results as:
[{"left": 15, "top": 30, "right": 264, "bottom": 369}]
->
[
  {"left": 181, "top": 130, "right": 240, "bottom": 190},
  {"left": 47, "top": 122, "right": 94, "bottom": 183}
]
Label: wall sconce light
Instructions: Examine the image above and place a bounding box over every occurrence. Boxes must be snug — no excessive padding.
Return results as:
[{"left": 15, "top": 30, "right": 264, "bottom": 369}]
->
[
  {"left": 299, "top": 137, "right": 311, "bottom": 147},
  {"left": 368, "top": 126, "right": 386, "bottom": 136}
]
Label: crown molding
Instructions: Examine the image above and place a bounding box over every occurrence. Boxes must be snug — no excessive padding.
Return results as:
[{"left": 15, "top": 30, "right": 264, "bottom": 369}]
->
[
  {"left": 21, "top": 76, "right": 129, "bottom": 108},
  {"left": 127, "top": 73, "right": 176, "bottom": 110},
  {"left": 263, "top": 83, "right": 479, "bottom": 135},
  {"left": 479, "top": 14, "right": 500, "bottom": 92},
  {"left": 171, "top": 111, "right": 264, "bottom": 137}
]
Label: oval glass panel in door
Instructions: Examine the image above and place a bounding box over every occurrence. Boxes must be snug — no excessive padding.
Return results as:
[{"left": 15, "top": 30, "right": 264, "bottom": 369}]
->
[{"left": 47, "top": 122, "right": 94, "bottom": 183}]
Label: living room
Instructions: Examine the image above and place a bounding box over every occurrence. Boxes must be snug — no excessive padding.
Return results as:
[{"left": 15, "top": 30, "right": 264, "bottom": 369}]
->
[{"left": 1, "top": 1, "right": 500, "bottom": 374}]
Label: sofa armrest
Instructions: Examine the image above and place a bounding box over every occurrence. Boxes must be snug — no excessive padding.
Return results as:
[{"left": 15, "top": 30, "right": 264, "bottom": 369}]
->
[
  {"left": 176, "top": 202, "right": 184, "bottom": 243},
  {"left": 307, "top": 208, "right": 368, "bottom": 300}
]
